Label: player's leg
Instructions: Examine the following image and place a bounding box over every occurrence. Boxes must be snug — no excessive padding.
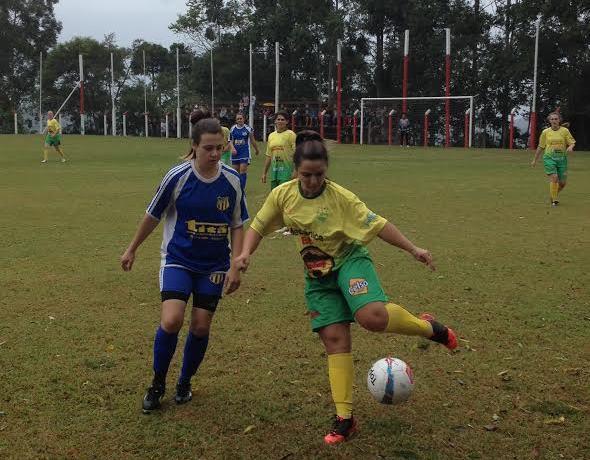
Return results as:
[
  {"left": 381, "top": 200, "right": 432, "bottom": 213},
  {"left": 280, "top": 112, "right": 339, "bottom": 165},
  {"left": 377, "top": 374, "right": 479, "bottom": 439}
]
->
[
  {"left": 557, "top": 156, "right": 568, "bottom": 195},
  {"left": 338, "top": 251, "right": 457, "bottom": 349},
  {"left": 543, "top": 156, "right": 560, "bottom": 205},
  {"left": 42, "top": 136, "right": 51, "bottom": 162},
  {"left": 54, "top": 135, "right": 65, "bottom": 161},
  {"left": 238, "top": 161, "right": 249, "bottom": 189},
  {"left": 143, "top": 267, "right": 191, "bottom": 413},
  {"left": 306, "top": 275, "right": 357, "bottom": 444},
  {"left": 175, "top": 272, "right": 224, "bottom": 404}
]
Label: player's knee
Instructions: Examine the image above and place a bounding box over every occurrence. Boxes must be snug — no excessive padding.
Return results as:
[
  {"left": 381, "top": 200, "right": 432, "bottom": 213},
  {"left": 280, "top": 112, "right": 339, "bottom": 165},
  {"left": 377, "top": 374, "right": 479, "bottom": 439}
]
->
[
  {"left": 189, "top": 323, "right": 211, "bottom": 337},
  {"left": 356, "top": 306, "right": 388, "bottom": 332},
  {"left": 550, "top": 174, "right": 559, "bottom": 182},
  {"left": 160, "top": 316, "right": 183, "bottom": 334}
]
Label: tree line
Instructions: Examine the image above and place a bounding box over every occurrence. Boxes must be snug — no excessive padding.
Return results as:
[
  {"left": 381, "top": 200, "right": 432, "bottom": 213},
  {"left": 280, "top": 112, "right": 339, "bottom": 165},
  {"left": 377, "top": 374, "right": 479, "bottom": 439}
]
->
[{"left": 1, "top": 0, "right": 588, "bottom": 147}]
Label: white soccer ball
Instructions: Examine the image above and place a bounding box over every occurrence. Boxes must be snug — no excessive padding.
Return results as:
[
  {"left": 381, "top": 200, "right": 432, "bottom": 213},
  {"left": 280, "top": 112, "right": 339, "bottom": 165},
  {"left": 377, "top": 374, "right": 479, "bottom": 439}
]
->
[{"left": 367, "top": 357, "right": 414, "bottom": 405}]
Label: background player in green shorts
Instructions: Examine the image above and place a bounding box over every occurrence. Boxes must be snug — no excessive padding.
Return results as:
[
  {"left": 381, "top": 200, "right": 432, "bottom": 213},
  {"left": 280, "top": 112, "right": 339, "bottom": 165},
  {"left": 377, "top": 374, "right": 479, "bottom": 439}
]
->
[
  {"left": 235, "top": 130, "right": 457, "bottom": 445},
  {"left": 531, "top": 112, "right": 575, "bottom": 206},
  {"left": 42, "top": 111, "right": 66, "bottom": 163}
]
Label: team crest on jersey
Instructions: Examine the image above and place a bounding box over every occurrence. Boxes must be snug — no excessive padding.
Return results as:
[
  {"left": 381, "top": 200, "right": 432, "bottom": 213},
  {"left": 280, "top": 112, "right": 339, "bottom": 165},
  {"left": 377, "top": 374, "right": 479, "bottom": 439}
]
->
[
  {"left": 348, "top": 278, "right": 369, "bottom": 296},
  {"left": 209, "top": 273, "right": 225, "bottom": 285},
  {"left": 216, "top": 196, "right": 230, "bottom": 211}
]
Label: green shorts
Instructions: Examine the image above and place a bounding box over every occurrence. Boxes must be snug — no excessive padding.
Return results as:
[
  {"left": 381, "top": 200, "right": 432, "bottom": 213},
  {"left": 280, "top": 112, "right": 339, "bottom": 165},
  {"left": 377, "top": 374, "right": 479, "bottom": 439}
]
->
[
  {"left": 543, "top": 155, "right": 568, "bottom": 181},
  {"left": 221, "top": 151, "right": 232, "bottom": 166},
  {"left": 45, "top": 134, "right": 61, "bottom": 146},
  {"left": 304, "top": 249, "right": 388, "bottom": 332}
]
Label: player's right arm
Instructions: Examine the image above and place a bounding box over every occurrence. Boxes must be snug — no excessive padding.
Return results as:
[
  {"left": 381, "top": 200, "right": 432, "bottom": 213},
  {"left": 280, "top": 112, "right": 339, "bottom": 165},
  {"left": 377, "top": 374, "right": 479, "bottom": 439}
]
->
[
  {"left": 262, "top": 133, "right": 273, "bottom": 183},
  {"left": 121, "top": 214, "right": 160, "bottom": 271},
  {"left": 532, "top": 129, "right": 546, "bottom": 166}
]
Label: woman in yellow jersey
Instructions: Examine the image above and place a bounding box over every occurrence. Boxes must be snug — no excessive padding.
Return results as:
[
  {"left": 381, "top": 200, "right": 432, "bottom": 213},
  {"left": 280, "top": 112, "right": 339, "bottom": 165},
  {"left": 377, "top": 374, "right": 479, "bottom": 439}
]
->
[
  {"left": 262, "top": 111, "right": 296, "bottom": 189},
  {"left": 531, "top": 112, "right": 575, "bottom": 206},
  {"left": 42, "top": 111, "right": 66, "bottom": 163},
  {"left": 235, "top": 130, "right": 457, "bottom": 444}
]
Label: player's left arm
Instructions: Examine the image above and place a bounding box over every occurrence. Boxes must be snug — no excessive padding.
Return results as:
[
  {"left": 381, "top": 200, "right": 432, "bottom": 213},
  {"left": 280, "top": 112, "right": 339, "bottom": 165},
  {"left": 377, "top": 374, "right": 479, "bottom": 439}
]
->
[
  {"left": 249, "top": 129, "right": 260, "bottom": 155},
  {"left": 378, "top": 222, "right": 435, "bottom": 270},
  {"left": 565, "top": 129, "right": 575, "bottom": 153},
  {"left": 225, "top": 225, "right": 244, "bottom": 294}
]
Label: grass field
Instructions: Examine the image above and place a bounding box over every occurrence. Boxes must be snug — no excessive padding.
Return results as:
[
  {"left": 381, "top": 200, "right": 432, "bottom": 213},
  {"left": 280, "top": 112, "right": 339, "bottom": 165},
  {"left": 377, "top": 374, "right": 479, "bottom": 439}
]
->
[{"left": 1, "top": 135, "right": 589, "bottom": 459}]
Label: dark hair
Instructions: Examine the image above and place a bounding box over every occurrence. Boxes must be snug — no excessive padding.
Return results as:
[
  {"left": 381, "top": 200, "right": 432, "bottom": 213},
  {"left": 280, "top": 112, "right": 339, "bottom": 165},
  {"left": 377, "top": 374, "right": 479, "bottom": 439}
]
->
[
  {"left": 190, "top": 108, "right": 211, "bottom": 126},
  {"left": 275, "top": 111, "right": 289, "bottom": 120},
  {"left": 293, "top": 130, "right": 328, "bottom": 168},
  {"left": 183, "top": 118, "right": 222, "bottom": 159}
]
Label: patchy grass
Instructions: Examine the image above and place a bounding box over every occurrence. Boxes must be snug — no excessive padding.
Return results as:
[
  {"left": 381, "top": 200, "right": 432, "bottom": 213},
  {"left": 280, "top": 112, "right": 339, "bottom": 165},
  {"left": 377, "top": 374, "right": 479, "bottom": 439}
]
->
[{"left": 1, "top": 135, "right": 589, "bottom": 459}]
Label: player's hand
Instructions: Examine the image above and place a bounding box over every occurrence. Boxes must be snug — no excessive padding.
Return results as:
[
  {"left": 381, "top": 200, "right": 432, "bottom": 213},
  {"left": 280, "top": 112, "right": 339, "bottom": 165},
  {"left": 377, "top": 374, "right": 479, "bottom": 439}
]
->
[
  {"left": 233, "top": 254, "right": 250, "bottom": 272},
  {"left": 261, "top": 173, "right": 267, "bottom": 184},
  {"left": 231, "top": 147, "right": 237, "bottom": 155},
  {"left": 530, "top": 158, "right": 537, "bottom": 167},
  {"left": 120, "top": 248, "right": 136, "bottom": 271},
  {"left": 224, "top": 267, "right": 241, "bottom": 295},
  {"left": 567, "top": 145, "right": 574, "bottom": 153},
  {"left": 411, "top": 247, "right": 435, "bottom": 271}
]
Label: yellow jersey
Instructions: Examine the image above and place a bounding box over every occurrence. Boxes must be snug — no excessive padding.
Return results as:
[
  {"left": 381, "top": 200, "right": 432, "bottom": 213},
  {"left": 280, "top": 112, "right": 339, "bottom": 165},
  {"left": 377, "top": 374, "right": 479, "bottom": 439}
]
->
[
  {"left": 539, "top": 126, "right": 575, "bottom": 157},
  {"left": 265, "top": 129, "right": 296, "bottom": 161},
  {"left": 221, "top": 126, "right": 230, "bottom": 150},
  {"left": 47, "top": 119, "right": 61, "bottom": 136},
  {"left": 250, "top": 179, "right": 387, "bottom": 278}
]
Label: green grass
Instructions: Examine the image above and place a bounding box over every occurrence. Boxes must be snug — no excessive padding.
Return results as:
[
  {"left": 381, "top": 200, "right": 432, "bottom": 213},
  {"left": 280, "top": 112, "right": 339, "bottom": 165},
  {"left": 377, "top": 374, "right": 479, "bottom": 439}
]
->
[{"left": 1, "top": 135, "right": 589, "bottom": 459}]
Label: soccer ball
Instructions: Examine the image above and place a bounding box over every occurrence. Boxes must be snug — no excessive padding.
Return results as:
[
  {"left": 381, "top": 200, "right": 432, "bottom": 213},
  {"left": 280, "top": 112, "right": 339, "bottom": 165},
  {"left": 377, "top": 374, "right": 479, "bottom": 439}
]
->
[{"left": 367, "top": 357, "right": 414, "bottom": 405}]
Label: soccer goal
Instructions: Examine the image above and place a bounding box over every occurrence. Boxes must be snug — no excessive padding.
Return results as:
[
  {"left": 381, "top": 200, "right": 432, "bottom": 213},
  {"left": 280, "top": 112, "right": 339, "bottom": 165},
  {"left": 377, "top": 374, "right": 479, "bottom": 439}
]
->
[{"left": 360, "top": 96, "right": 474, "bottom": 147}]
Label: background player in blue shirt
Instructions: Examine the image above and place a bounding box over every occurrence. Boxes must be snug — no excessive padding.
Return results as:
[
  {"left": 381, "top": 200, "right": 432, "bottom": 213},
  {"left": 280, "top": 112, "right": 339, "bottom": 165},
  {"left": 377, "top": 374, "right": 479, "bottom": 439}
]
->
[
  {"left": 121, "top": 115, "right": 248, "bottom": 413},
  {"left": 229, "top": 112, "right": 260, "bottom": 189}
]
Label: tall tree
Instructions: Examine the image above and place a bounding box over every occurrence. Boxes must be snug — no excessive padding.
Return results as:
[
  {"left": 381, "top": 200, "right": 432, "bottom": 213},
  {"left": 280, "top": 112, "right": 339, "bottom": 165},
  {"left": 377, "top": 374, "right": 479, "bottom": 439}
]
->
[{"left": 0, "top": 0, "right": 61, "bottom": 117}]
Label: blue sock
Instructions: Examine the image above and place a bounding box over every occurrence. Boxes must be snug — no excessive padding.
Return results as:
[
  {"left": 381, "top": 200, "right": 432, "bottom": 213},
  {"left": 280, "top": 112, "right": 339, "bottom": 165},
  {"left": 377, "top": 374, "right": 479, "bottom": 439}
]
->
[
  {"left": 153, "top": 327, "right": 178, "bottom": 386},
  {"left": 239, "top": 173, "right": 247, "bottom": 189},
  {"left": 179, "top": 333, "right": 209, "bottom": 386}
]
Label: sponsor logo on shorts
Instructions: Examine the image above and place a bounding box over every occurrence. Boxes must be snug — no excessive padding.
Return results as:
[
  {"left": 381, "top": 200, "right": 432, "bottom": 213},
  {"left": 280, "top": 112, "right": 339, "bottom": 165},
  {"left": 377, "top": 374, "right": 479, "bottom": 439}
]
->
[
  {"left": 348, "top": 278, "right": 368, "bottom": 296},
  {"left": 209, "top": 273, "right": 225, "bottom": 285}
]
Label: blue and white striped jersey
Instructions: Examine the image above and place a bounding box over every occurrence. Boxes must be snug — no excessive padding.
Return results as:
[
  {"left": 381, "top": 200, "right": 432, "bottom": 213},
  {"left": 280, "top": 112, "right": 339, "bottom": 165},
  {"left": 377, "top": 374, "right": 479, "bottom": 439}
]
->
[
  {"left": 147, "top": 160, "right": 248, "bottom": 273},
  {"left": 229, "top": 124, "right": 252, "bottom": 159}
]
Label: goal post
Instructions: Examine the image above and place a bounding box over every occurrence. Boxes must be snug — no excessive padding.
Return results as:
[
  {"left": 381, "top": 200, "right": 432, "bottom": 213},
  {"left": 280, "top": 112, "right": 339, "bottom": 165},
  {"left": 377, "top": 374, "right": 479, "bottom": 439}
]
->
[{"left": 360, "top": 96, "right": 474, "bottom": 147}]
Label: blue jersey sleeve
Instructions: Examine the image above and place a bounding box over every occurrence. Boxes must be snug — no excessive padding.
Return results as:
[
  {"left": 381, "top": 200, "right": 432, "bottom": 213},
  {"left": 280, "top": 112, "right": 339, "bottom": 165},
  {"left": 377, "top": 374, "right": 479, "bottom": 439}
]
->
[
  {"left": 146, "top": 163, "right": 188, "bottom": 220},
  {"left": 231, "top": 184, "right": 249, "bottom": 228}
]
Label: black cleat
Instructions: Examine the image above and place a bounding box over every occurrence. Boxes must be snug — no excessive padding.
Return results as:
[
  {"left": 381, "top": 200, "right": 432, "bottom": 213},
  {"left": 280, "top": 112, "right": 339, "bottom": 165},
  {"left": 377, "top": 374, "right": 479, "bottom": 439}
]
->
[
  {"left": 324, "top": 415, "right": 358, "bottom": 444},
  {"left": 175, "top": 382, "right": 192, "bottom": 405},
  {"left": 551, "top": 200, "right": 559, "bottom": 207},
  {"left": 142, "top": 384, "right": 165, "bottom": 413}
]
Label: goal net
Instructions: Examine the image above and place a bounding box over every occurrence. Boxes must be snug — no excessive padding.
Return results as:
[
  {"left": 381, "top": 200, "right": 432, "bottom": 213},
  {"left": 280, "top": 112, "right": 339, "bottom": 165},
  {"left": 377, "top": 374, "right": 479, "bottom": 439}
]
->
[{"left": 360, "top": 96, "right": 474, "bottom": 147}]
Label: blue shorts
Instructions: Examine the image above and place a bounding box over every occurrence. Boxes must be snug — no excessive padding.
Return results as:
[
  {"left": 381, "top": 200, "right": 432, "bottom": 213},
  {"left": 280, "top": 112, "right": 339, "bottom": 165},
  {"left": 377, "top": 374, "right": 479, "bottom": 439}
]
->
[
  {"left": 231, "top": 155, "right": 251, "bottom": 165},
  {"left": 159, "top": 266, "right": 226, "bottom": 311}
]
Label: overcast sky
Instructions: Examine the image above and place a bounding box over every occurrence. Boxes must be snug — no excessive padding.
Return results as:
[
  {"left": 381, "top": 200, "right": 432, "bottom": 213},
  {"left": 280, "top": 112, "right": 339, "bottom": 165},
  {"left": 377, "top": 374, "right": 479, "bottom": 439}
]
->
[{"left": 55, "top": 0, "right": 188, "bottom": 47}]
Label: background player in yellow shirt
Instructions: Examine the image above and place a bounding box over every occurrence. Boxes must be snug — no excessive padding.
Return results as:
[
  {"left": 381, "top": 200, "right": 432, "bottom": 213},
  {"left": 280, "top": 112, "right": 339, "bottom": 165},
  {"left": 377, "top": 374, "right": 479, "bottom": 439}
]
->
[
  {"left": 235, "top": 130, "right": 457, "bottom": 445},
  {"left": 42, "top": 111, "right": 66, "bottom": 163},
  {"left": 261, "top": 111, "right": 296, "bottom": 189},
  {"left": 531, "top": 112, "right": 575, "bottom": 206}
]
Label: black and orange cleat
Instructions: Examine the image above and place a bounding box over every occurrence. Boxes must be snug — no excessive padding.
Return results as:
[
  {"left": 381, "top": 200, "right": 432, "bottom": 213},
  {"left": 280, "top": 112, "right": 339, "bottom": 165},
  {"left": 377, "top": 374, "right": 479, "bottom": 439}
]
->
[
  {"left": 324, "top": 415, "right": 358, "bottom": 445},
  {"left": 420, "top": 313, "right": 458, "bottom": 350}
]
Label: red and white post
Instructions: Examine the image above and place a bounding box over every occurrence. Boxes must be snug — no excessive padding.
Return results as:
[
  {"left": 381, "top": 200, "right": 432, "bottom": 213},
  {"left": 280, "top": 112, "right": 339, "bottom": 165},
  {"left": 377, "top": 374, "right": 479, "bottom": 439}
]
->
[
  {"left": 529, "top": 17, "right": 540, "bottom": 150},
  {"left": 336, "top": 40, "right": 342, "bottom": 143},
  {"left": 509, "top": 108, "right": 516, "bottom": 149},
  {"left": 291, "top": 110, "right": 298, "bottom": 132},
  {"left": 424, "top": 109, "right": 431, "bottom": 147},
  {"left": 445, "top": 28, "right": 451, "bottom": 148},
  {"left": 402, "top": 30, "right": 409, "bottom": 114},
  {"left": 319, "top": 110, "right": 326, "bottom": 139},
  {"left": 353, "top": 109, "right": 359, "bottom": 144},
  {"left": 79, "top": 54, "right": 85, "bottom": 135},
  {"left": 388, "top": 109, "right": 395, "bottom": 145}
]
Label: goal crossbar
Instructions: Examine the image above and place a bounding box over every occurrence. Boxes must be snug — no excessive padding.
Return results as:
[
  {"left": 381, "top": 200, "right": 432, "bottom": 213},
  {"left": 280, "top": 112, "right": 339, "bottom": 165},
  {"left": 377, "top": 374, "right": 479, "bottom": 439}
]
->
[{"left": 360, "top": 96, "right": 474, "bottom": 147}]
